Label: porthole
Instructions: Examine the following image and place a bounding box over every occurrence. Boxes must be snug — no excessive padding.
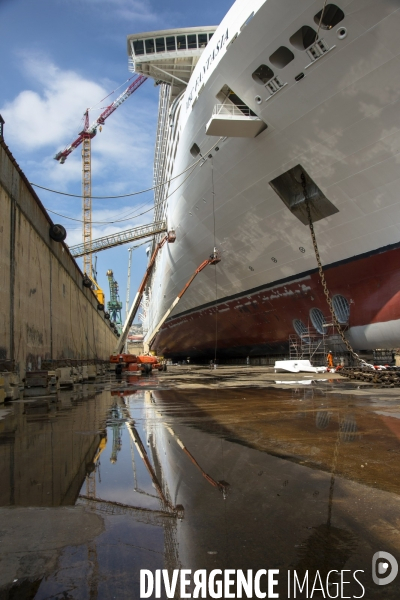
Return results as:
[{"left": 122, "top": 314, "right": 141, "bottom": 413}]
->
[
  {"left": 337, "top": 27, "right": 347, "bottom": 40},
  {"left": 332, "top": 294, "right": 350, "bottom": 324},
  {"left": 252, "top": 64, "right": 274, "bottom": 85},
  {"left": 269, "top": 46, "right": 294, "bottom": 69},
  {"left": 293, "top": 319, "right": 307, "bottom": 338},
  {"left": 290, "top": 26, "right": 317, "bottom": 51},
  {"left": 314, "top": 4, "right": 345, "bottom": 30},
  {"left": 255, "top": 95, "right": 262, "bottom": 104},
  {"left": 310, "top": 307, "right": 326, "bottom": 334}
]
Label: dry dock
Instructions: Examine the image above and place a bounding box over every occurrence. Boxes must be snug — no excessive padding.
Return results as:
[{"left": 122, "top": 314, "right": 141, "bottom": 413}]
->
[
  {"left": 0, "top": 139, "right": 117, "bottom": 382},
  {"left": 1, "top": 127, "right": 400, "bottom": 599},
  {"left": 0, "top": 366, "right": 400, "bottom": 598}
]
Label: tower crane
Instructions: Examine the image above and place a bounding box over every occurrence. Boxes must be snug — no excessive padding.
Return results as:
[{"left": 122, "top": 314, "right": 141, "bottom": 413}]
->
[{"left": 54, "top": 74, "right": 147, "bottom": 278}]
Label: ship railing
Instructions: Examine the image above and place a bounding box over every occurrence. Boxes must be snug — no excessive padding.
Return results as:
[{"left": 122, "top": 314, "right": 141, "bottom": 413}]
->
[{"left": 213, "top": 104, "right": 257, "bottom": 118}]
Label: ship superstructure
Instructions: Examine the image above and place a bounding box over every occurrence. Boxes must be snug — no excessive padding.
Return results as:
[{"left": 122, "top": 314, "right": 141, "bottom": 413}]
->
[
  {"left": 127, "top": 27, "right": 217, "bottom": 223},
  {"left": 127, "top": 0, "right": 400, "bottom": 360}
]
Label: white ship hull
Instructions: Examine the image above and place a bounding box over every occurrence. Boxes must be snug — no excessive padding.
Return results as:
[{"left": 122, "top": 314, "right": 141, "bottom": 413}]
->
[{"left": 129, "top": 0, "right": 400, "bottom": 358}]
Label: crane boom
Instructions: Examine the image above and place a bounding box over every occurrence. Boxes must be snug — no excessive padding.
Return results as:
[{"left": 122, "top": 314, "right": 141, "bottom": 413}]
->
[
  {"left": 54, "top": 75, "right": 147, "bottom": 164},
  {"left": 54, "top": 73, "right": 147, "bottom": 278},
  {"left": 143, "top": 250, "right": 221, "bottom": 353},
  {"left": 115, "top": 232, "right": 176, "bottom": 353},
  {"left": 115, "top": 247, "right": 220, "bottom": 355}
]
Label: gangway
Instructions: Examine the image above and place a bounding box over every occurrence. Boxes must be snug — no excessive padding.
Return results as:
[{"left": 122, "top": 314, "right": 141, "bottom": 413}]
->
[{"left": 68, "top": 220, "right": 168, "bottom": 257}]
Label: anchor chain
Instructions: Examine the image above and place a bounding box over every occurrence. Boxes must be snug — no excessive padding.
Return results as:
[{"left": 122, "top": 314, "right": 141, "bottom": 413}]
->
[{"left": 301, "top": 172, "right": 367, "bottom": 367}]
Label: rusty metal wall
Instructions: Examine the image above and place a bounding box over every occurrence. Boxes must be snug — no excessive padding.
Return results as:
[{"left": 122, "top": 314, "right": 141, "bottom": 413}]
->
[{"left": 0, "top": 142, "right": 117, "bottom": 377}]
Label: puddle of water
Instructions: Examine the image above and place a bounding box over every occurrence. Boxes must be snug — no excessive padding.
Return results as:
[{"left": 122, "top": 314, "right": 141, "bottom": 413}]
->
[
  {"left": 0, "top": 388, "right": 112, "bottom": 507},
  {"left": 0, "top": 379, "right": 400, "bottom": 597}
]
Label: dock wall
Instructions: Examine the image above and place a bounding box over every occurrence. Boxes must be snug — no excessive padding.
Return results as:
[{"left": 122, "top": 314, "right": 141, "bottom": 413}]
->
[
  {"left": 0, "top": 140, "right": 117, "bottom": 378},
  {"left": 0, "top": 388, "right": 113, "bottom": 506}
]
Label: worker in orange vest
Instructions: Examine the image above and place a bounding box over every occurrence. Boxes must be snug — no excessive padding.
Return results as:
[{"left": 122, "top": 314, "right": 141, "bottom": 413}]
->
[{"left": 327, "top": 350, "right": 334, "bottom": 369}]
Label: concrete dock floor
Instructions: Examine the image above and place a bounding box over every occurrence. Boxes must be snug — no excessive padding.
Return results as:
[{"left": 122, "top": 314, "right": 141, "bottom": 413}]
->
[{"left": 1, "top": 366, "right": 400, "bottom": 598}]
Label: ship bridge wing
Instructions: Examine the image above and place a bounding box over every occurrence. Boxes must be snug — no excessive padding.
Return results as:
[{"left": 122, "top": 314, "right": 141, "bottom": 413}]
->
[{"left": 127, "top": 27, "right": 217, "bottom": 98}]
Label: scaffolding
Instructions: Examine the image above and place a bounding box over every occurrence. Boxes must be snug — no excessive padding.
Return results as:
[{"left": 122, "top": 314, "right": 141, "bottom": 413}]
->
[{"left": 289, "top": 325, "right": 350, "bottom": 365}]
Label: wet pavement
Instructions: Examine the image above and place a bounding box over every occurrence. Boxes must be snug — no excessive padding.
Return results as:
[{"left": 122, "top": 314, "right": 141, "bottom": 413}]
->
[{"left": 1, "top": 367, "right": 400, "bottom": 598}]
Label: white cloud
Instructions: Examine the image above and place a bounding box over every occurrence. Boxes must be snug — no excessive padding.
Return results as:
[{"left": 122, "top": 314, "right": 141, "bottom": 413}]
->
[
  {"left": 1, "top": 56, "right": 106, "bottom": 150},
  {"left": 61, "top": 0, "right": 159, "bottom": 24},
  {"left": 27, "top": 152, "right": 83, "bottom": 190},
  {"left": 2, "top": 53, "right": 159, "bottom": 301},
  {"left": 1, "top": 54, "right": 158, "bottom": 198},
  {"left": 80, "top": 0, "right": 158, "bottom": 23}
]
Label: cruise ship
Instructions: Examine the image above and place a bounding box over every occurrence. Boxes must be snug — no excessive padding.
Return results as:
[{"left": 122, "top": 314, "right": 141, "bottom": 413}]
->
[{"left": 127, "top": 0, "right": 400, "bottom": 360}]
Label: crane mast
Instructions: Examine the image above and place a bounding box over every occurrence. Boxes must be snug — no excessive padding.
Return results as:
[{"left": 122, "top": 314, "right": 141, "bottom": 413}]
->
[
  {"left": 54, "top": 74, "right": 147, "bottom": 277},
  {"left": 125, "top": 247, "right": 134, "bottom": 352},
  {"left": 106, "top": 269, "right": 123, "bottom": 330},
  {"left": 82, "top": 112, "right": 92, "bottom": 275}
]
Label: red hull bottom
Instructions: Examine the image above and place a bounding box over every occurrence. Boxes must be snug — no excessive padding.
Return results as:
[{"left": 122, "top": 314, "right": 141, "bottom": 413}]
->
[{"left": 154, "top": 245, "right": 400, "bottom": 359}]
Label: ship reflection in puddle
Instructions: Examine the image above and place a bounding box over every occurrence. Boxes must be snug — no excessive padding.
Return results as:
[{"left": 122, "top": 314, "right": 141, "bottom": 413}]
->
[
  {"left": 1, "top": 381, "right": 400, "bottom": 597},
  {"left": 74, "top": 384, "right": 400, "bottom": 597}
]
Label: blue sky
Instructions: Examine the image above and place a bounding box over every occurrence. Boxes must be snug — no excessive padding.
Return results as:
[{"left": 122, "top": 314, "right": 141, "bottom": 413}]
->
[{"left": 0, "top": 0, "right": 232, "bottom": 323}]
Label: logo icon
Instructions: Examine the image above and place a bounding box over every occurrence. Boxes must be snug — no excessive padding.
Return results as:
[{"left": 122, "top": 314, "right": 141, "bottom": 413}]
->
[{"left": 372, "top": 552, "right": 398, "bottom": 586}]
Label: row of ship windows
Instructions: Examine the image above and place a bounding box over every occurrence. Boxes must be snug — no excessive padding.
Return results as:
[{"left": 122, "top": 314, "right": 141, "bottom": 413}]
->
[
  {"left": 133, "top": 33, "right": 214, "bottom": 56},
  {"left": 293, "top": 295, "right": 350, "bottom": 336},
  {"left": 252, "top": 3, "right": 345, "bottom": 84}
]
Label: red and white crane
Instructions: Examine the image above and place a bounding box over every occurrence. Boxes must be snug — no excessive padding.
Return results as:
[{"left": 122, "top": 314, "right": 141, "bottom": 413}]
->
[{"left": 54, "top": 74, "right": 147, "bottom": 277}]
